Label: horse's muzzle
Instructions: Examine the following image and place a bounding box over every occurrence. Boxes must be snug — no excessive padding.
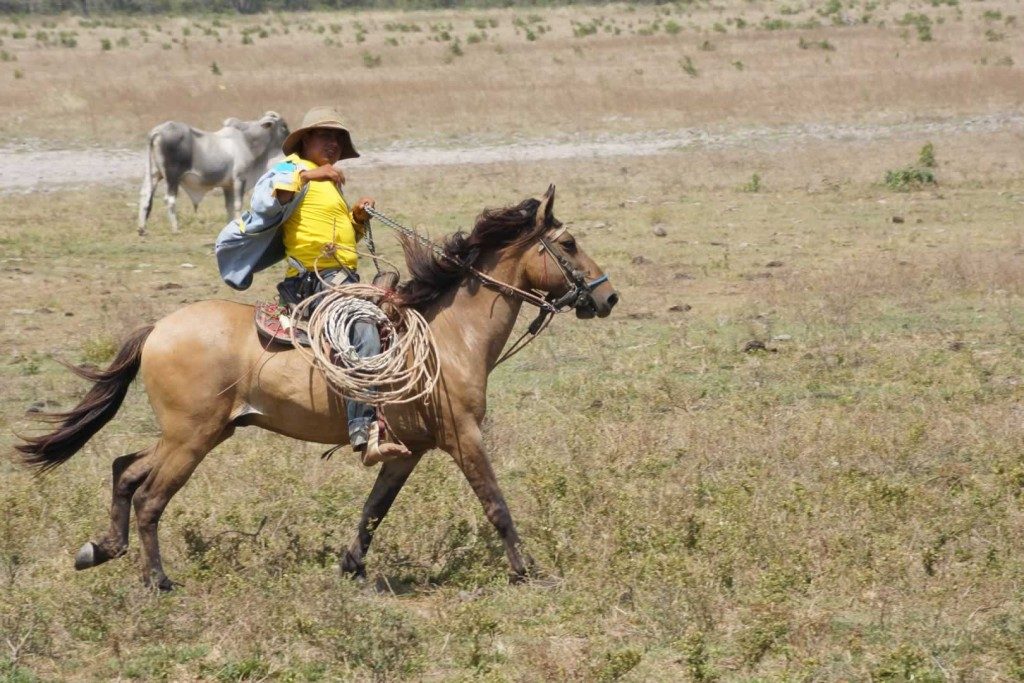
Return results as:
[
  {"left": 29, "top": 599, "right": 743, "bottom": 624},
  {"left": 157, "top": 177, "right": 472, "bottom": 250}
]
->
[{"left": 576, "top": 290, "right": 619, "bottom": 319}]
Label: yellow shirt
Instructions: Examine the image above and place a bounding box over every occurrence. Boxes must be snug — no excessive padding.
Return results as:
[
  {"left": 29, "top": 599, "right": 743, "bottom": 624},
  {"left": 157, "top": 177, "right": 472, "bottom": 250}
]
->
[{"left": 274, "top": 154, "right": 364, "bottom": 276}]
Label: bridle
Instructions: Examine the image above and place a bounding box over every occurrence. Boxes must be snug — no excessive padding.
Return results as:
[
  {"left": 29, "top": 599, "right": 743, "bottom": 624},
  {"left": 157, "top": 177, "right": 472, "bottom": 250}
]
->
[
  {"left": 537, "top": 225, "right": 610, "bottom": 313},
  {"left": 362, "top": 206, "right": 610, "bottom": 364}
]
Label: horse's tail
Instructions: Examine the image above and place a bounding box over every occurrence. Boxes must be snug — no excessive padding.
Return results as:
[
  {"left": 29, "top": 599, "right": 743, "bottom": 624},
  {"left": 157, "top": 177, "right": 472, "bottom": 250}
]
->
[{"left": 16, "top": 326, "right": 154, "bottom": 472}]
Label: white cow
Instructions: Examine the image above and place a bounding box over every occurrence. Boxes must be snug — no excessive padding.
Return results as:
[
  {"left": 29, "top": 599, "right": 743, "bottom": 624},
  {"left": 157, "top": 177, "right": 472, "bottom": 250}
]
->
[{"left": 138, "top": 111, "right": 289, "bottom": 235}]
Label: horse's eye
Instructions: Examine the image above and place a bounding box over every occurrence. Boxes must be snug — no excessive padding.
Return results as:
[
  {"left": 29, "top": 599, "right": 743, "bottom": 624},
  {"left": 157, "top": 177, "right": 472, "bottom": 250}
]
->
[{"left": 563, "top": 239, "right": 577, "bottom": 254}]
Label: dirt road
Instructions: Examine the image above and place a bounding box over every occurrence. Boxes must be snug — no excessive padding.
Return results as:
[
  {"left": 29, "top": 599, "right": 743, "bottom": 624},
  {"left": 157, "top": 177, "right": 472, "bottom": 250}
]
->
[{"left": 1, "top": 113, "right": 1020, "bottom": 194}]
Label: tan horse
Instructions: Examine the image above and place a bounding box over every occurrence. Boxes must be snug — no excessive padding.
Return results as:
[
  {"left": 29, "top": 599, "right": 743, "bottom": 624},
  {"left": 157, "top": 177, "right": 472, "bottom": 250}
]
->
[{"left": 17, "top": 187, "right": 618, "bottom": 590}]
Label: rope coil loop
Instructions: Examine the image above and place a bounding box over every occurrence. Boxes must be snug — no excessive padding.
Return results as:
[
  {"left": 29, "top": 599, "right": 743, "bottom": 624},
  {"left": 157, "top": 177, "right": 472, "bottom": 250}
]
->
[{"left": 290, "top": 282, "right": 439, "bottom": 406}]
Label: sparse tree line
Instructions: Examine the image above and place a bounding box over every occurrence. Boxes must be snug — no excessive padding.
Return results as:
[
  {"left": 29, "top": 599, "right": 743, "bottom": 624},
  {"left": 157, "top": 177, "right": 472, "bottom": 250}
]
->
[{"left": 0, "top": 0, "right": 670, "bottom": 15}]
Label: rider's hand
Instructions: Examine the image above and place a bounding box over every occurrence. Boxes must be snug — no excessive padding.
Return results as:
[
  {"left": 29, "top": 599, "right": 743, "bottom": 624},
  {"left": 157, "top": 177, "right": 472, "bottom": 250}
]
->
[
  {"left": 299, "top": 164, "right": 344, "bottom": 185},
  {"left": 352, "top": 196, "right": 375, "bottom": 224}
]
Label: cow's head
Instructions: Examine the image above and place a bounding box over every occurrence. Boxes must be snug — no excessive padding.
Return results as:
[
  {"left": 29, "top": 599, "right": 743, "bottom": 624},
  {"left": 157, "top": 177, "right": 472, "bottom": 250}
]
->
[{"left": 259, "top": 111, "right": 290, "bottom": 149}]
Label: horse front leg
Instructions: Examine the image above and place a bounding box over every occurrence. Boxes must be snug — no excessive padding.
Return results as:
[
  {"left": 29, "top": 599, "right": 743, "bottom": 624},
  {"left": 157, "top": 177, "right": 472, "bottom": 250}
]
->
[
  {"left": 341, "top": 454, "right": 423, "bottom": 579},
  {"left": 449, "top": 425, "right": 532, "bottom": 582}
]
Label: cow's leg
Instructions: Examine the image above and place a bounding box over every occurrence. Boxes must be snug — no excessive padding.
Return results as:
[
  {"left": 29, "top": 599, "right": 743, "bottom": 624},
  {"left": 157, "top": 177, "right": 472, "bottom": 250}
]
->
[
  {"left": 233, "top": 179, "right": 245, "bottom": 221},
  {"left": 164, "top": 181, "right": 180, "bottom": 234},
  {"left": 138, "top": 160, "right": 160, "bottom": 236},
  {"left": 222, "top": 184, "right": 236, "bottom": 223},
  {"left": 341, "top": 453, "right": 423, "bottom": 579},
  {"left": 447, "top": 422, "right": 532, "bottom": 582},
  {"left": 75, "top": 447, "right": 155, "bottom": 569}
]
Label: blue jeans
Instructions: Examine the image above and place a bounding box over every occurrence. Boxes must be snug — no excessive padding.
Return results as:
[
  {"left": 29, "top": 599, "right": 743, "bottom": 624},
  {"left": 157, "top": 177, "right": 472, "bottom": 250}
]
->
[
  {"left": 345, "top": 318, "right": 379, "bottom": 449},
  {"left": 282, "top": 268, "right": 379, "bottom": 449}
]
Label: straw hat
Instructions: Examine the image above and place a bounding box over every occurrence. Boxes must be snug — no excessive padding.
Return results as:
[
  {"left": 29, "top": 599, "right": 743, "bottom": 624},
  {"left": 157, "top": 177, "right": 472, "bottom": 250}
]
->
[{"left": 281, "top": 106, "right": 360, "bottom": 159}]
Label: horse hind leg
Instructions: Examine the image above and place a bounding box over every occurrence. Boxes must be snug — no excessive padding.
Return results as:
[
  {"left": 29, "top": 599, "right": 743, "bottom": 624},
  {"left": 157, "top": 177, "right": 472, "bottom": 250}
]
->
[
  {"left": 132, "top": 425, "right": 232, "bottom": 591},
  {"left": 74, "top": 447, "right": 155, "bottom": 570}
]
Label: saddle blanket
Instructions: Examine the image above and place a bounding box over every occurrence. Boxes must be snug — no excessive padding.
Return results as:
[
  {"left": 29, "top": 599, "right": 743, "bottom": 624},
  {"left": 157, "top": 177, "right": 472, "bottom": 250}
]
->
[{"left": 254, "top": 302, "right": 310, "bottom": 347}]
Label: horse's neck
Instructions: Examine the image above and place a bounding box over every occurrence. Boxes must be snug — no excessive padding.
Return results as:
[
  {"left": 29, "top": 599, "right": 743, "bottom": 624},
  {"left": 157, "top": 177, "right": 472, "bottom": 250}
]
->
[{"left": 432, "top": 249, "right": 526, "bottom": 372}]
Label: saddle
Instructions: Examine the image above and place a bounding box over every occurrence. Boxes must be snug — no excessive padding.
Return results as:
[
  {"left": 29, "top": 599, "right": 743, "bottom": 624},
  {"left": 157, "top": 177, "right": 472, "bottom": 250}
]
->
[
  {"left": 254, "top": 302, "right": 311, "bottom": 347},
  {"left": 254, "top": 272, "right": 402, "bottom": 349}
]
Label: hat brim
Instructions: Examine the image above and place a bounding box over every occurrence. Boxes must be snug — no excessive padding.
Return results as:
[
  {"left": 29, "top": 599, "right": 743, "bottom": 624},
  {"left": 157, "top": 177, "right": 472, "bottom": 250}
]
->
[{"left": 282, "top": 123, "right": 360, "bottom": 160}]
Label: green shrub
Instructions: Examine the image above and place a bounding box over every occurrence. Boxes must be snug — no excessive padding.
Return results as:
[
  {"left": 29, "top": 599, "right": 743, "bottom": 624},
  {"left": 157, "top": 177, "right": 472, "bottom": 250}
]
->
[
  {"left": 362, "top": 51, "right": 381, "bottom": 68},
  {"left": 81, "top": 336, "right": 117, "bottom": 364},
  {"left": 918, "top": 141, "right": 935, "bottom": 168},
  {"left": 885, "top": 167, "right": 935, "bottom": 191},
  {"left": 593, "top": 648, "right": 642, "bottom": 681}
]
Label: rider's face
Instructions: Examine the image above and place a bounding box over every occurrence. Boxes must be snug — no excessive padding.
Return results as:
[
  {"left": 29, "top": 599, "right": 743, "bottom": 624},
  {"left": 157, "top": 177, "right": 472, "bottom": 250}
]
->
[{"left": 301, "top": 128, "right": 344, "bottom": 165}]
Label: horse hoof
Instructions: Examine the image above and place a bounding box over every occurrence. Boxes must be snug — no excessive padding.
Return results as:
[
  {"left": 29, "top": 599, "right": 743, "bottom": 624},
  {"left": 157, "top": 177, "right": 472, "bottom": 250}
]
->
[
  {"left": 340, "top": 551, "right": 366, "bottom": 580},
  {"left": 74, "top": 542, "right": 97, "bottom": 570}
]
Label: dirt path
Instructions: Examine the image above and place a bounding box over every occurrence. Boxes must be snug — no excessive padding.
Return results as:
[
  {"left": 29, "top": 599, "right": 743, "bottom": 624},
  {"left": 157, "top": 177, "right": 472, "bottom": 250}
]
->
[{"left": 1, "top": 113, "right": 1021, "bottom": 194}]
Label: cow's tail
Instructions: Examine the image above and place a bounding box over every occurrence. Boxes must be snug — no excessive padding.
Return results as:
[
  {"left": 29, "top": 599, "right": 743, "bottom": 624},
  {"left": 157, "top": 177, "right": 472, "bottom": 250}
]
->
[
  {"left": 16, "top": 326, "right": 154, "bottom": 473},
  {"left": 138, "top": 128, "right": 161, "bottom": 234}
]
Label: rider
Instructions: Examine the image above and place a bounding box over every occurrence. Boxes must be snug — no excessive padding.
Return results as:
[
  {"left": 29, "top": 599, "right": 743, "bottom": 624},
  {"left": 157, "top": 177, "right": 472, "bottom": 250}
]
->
[{"left": 253, "top": 106, "right": 411, "bottom": 466}]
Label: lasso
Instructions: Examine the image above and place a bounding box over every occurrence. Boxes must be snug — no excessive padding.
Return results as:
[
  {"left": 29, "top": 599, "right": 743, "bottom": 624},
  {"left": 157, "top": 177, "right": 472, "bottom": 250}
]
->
[{"left": 289, "top": 282, "right": 439, "bottom": 407}]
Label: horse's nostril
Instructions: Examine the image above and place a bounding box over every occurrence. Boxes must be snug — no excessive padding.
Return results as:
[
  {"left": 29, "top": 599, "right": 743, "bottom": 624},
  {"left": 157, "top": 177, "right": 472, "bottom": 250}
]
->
[{"left": 607, "top": 293, "right": 619, "bottom": 308}]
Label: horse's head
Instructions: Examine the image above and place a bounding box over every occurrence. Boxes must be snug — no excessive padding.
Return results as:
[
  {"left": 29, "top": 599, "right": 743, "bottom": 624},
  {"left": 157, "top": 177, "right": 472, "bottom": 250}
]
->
[{"left": 520, "top": 185, "right": 619, "bottom": 319}]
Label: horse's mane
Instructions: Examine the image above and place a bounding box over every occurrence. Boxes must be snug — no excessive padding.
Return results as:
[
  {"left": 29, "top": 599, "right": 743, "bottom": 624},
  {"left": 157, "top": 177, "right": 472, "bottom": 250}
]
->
[{"left": 396, "top": 197, "right": 551, "bottom": 310}]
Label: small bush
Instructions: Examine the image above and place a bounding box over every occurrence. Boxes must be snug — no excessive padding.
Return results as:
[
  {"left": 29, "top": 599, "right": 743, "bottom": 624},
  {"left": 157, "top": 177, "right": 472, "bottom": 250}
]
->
[
  {"left": 593, "top": 649, "right": 642, "bottom": 681},
  {"left": 742, "top": 173, "right": 762, "bottom": 192},
  {"left": 100, "top": 38, "right": 111, "bottom": 50},
  {"left": 919, "top": 141, "right": 935, "bottom": 168},
  {"left": 81, "top": 336, "right": 117, "bottom": 365},
  {"left": 362, "top": 51, "right": 381, "bottom": 68},
  {"left": 680, "top": 55, "right": 698, "bottom": 76},
  {"left": 885, "top": 167, "right": 935, "bottom": 191},
  {"left": 210, "top": 61, "right": 221, "bottom": 75}
]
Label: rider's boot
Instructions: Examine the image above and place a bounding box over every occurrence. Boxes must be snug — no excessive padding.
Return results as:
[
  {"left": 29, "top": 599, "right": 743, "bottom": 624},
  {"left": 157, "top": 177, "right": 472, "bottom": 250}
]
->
[{"left": 359, "top": 421, "right": 412, "bottom": 467}]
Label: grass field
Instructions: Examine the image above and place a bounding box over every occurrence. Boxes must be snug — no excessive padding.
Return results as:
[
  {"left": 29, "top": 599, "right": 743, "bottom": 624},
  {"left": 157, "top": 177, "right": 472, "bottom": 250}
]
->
[
  {"left": 0, "top": 0, "right": 1022, "bottom": 147},
  {"left": 2, "top": 0, "right": 1024, "bottom": 681}
]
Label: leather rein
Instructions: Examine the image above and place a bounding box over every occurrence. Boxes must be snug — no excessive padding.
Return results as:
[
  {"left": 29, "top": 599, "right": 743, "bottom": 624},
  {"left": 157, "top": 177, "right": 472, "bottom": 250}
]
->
[{"left": 362, "top": 206, "right": 607, "bottom": 365}]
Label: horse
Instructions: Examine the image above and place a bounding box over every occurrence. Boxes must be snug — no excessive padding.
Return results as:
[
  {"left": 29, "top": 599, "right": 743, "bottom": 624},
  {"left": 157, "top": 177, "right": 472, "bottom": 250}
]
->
[{"left": 16, "top": 186, "right": 618, "bottom": 591}]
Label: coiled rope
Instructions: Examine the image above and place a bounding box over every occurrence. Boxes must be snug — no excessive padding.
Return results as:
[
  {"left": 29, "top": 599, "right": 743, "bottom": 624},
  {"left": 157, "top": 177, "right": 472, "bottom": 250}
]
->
[{"left": 289, "top": 282, "right": 439, "bottom": 406}]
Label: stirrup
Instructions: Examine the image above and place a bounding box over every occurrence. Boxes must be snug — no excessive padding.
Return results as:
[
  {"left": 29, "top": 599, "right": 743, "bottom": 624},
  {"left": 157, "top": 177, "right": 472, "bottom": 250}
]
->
[{"left": 360, "top": 422, "right": 411, "bottom": 467}]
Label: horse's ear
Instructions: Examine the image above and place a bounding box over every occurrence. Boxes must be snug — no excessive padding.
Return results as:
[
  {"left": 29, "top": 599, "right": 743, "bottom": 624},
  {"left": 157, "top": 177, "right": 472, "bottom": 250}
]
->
[{"left": 535, "top": 184, "right": 556, "bottom": 228}]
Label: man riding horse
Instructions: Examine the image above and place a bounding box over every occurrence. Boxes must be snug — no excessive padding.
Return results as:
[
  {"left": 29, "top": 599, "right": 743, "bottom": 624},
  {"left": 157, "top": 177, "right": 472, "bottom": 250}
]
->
[{"left": 215, "top": 106, "right": 410, "bottom": 466}]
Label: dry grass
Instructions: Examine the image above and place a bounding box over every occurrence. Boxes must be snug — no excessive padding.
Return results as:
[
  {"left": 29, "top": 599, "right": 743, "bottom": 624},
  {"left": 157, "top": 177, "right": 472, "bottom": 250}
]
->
[
  {"left": 3, "top": 1, "right": 1024, "bottom": 680},
  {"left": 0, "top": 0, "right": 1021, "bottom": 147},
  {"left": 2, "top": 139, "right": 1024, "bottom": 678}
]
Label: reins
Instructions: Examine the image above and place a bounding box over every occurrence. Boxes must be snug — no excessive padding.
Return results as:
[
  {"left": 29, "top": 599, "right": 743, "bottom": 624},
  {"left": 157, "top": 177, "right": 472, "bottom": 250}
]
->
[
  {"left": 364, "top": 206, "right": 584, "bottom": 366},
  {"left": 364, "top": 206, "right": 558, "bottom": 314}
]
